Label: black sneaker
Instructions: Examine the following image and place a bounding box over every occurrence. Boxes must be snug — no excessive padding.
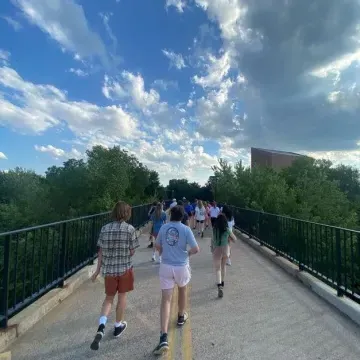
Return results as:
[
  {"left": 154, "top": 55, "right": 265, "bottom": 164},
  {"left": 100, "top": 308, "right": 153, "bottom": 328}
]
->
[
  {"left": 177, "top": 312, "right": 188, "bottom": 326},
  {"left": 90, "top": 324, "right": 105, "bottom": 350},
  {"left": 221, "top": 281, "right": 224, "bottom": 287},
  {"left": 113, "top": 321, "right": 127, "bottom": 337},
  {"left": 201, "top": 232, "right": 204, "bottom": 238},
  {"left": 217, "top": 284, "right": 224, "bottom": 298},
  {"left": 147, "top": 242, "right": 153, "bottom": 248},
  {"left": 153, "top": 333, "right": 169, "bottom": 355}
]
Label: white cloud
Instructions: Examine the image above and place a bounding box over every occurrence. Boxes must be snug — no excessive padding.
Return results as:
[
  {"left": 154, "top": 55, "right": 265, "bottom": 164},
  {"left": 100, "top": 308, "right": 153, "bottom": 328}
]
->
[
  {"left": 0, "top": 49, "right": 10, "bottom": 65},
  {"left": 165, "top": 0, "right": 187, "bottom": 13},
  {"left": 0, "top": 64, "right": 142, "bottom": 142},
  {"left": 12, "top": 0, "right": 109, "bottom": 66},
  {"left": 68, "top": 68, "right": 88, "bottom": 77},
  {"left": 0, "top": 152, "right": 7, "bottom": 160},
  {"left": 162, "top": 49, "right": 186, "bottom": 70},
  {"left": 305, "top": 149, "right": 360, "bottom": 168},
  {"left": 152, "top": 79, "right": 178, "bottom": 90},
  {"left": 193, "top": 50, "right": 232, "bottom": 88},
  {"left": 1, "top": 16, "right": 23, "bottom": 31},
  {"left": 34, "top": 144, "right": 82, "bottom": 160}
]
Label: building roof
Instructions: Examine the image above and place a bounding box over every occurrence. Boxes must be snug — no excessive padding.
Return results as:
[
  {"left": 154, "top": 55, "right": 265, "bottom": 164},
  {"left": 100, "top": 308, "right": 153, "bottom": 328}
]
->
[{"left": 251, "top": 147, "right": 303, "bottom": 157}]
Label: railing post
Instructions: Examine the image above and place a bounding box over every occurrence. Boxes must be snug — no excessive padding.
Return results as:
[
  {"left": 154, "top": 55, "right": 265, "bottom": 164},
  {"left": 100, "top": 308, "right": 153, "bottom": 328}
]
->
[
  {"left": 89, "top": 217, "right": 96, "bottom": 265},
  {"left": 0, "top": 235, "right": 10, "bottom": 328},
  {"left": 298, "top": 221, "right": 304, "bottom": 271},
  {"left": 58, "top": 222, "right": 67, "bottom": 288},
  {"left": 335, "top": 228, "right": 343, "bottom": 297}
]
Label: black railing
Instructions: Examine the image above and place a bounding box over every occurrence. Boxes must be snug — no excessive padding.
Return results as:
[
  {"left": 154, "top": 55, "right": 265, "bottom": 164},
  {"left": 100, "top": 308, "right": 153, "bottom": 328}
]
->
[
  {"left": 0, "top": 203, "right": 151, "bottom": 328},
  {"left": 229, "top": 207, "right": 360, "bottom": 304}
]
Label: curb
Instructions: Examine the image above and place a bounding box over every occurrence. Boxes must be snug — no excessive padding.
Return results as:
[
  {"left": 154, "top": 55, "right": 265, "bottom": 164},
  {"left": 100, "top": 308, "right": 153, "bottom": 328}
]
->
[
  {"left": 0, "top": 223, "right": 150, "bottom": 352},
  {"left": 235, "top": 230, "right": 360, "bottom": 328}
]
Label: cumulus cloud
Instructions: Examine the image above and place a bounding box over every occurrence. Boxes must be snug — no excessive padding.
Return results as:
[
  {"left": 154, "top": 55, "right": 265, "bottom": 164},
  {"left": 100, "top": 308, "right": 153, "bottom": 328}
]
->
[
  {"left": 12, "top": 0, "right": 110, "bottom": 67},
  {"left": 0, "top": 152, "right": 7, "bottom": 160},
  {"left": 192, "top": 0, "right": 360, "bottom": 156},
  {"left": 34, "top": 145, "right": 82, "bottom": 160},
  {"left": 162, "top": 49, "right": 186, "bottom": 69},
  {"left": 165, "top": 0, "right": 187, "bottom": 13},
  {"left": 0, "top": 49, "right": 10, "bottom": 65},
  {"left": 0, "top": 64, "right": 143, "bottom": 144}
]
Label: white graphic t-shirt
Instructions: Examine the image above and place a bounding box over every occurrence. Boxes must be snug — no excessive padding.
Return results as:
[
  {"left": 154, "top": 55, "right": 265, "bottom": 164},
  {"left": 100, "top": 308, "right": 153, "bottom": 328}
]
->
[{"left": 195, "top": 206, "right": 206, "bottom": 221}]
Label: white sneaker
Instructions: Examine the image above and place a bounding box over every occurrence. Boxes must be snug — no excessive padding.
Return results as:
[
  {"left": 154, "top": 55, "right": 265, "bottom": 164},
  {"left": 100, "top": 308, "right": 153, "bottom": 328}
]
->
[
  {"left": 157, "top": 256, "right": 162, "bottom": 264},
  {"left": 152, "top": 254, "right": 156, "bottom": 262},
  {"left": 226, "top": 258, "right": 231, "bottom": 266}
]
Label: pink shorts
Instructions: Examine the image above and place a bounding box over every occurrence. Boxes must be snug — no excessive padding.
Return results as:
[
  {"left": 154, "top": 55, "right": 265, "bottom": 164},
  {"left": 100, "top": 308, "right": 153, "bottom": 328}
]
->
[{"left": 159, "top": 263, "right": 191, "bottom": 290}]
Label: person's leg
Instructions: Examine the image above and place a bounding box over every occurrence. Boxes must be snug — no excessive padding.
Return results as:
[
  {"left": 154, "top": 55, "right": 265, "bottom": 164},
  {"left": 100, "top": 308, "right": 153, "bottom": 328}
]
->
[
  {"left": 221, "top": 255, "right": 227, "bottom": 285},
  {"left": 175, "top": 265, "right": 191, "bottom": 326},
  {"left": 197, "top": 220, "right": 200, "bottom": 234},
  {"left": 90, "top": 278, "right": 115, "bottom": 350},
  {"left": 226, "top": 246, "right": 232, "bottom": 265},
  {"left": 151, "top": 233, "right": 157, "bottom": 261},
  {"left": 213, "top": 251, "right": 223, "bottom": 298},
  {"left": 153, "top": 265, "right": 174, "bottom": 355},
  {"left": 200, "top": 220, "right": 204, "bottom": 237}
]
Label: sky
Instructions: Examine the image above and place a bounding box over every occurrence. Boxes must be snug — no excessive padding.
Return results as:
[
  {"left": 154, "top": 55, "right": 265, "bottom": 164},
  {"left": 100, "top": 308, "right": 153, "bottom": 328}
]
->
[{"left": 1, "top": 0, "right": 360, "bottom": 185}]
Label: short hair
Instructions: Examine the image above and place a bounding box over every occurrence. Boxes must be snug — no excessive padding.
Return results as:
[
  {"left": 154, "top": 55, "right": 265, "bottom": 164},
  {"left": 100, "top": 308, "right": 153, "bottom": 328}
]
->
[
  {"left": 170, "top": 205, "right": 184, "bottom": 222},
  {"left": 111, "top": 201, "right": 131, "bottom": 222},
  {"left": 177, "top": 200, "right": 183, "bottom": 206}
]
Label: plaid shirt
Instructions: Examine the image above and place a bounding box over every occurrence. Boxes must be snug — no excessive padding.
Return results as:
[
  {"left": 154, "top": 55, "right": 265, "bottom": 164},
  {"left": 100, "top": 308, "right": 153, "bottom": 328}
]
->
[{"left": 97, "top": 221, "right": 139, "bottom": 277}]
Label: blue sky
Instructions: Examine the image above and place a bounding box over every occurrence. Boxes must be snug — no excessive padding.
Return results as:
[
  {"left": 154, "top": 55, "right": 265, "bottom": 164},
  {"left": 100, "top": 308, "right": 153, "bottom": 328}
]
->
[{"left": 1, "top": 0, "right": 360, "bottom": 185}]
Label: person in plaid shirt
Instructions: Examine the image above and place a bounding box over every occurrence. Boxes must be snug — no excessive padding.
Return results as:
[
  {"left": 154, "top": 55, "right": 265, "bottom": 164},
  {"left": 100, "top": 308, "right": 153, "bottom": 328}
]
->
[{"left": 90, "top": 201, "right": 139, "bottom": 351}]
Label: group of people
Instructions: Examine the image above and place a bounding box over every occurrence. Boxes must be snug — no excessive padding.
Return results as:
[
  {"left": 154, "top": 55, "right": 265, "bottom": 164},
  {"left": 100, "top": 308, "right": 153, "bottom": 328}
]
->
[{"left": 90, "top": 198, "right": 237, "bottom": 355}]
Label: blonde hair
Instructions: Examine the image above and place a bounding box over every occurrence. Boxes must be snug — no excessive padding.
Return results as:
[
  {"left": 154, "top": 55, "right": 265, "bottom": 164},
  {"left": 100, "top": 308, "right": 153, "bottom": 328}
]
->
[
  {"left": 154, "top": 202, "right": 163, "bottom": 220},
  {"left": 111, "top": 201, "right": 131, "bottom": 222},
  {"left": 198, "top": 200, "right": 204, "bottom": 209}
]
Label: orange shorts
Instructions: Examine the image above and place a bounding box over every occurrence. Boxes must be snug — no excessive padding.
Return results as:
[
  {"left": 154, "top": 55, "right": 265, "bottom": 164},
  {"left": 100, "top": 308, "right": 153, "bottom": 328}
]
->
[{"left": 104, "top": 268, "right": 134, "bottom": 296}]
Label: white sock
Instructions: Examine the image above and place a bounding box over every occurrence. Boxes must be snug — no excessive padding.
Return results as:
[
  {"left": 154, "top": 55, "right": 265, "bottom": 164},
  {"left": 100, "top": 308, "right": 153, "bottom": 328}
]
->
[
  {"left": 115, "top": 321, "right": 123, "bottom": 328},
  {"left": 99, "top": 316, "right": 107, "bottom": 326}
]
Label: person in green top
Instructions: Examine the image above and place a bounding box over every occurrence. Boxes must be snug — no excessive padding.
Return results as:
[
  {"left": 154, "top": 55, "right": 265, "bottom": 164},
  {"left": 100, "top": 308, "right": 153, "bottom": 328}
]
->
[{"left": 211, "top": 213, "right": 237, "bottom": 298}]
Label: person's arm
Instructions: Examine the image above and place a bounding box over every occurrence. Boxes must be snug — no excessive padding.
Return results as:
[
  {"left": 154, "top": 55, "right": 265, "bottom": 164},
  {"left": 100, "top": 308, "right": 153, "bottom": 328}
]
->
[
  {"left": 155, "top": 228, "right": 163, "bottom": 255},
  {"left": 92, "top": 229, "right": 104, "bottom": 281},
  {"left": 229, "top": 230, "right": 237, "bottom": 243},
  {"left": 187, "top": 228, "right": 200, "bottom": 256},
  {"left": 129, "top": 226, "right": 140, "bottom": 256}
]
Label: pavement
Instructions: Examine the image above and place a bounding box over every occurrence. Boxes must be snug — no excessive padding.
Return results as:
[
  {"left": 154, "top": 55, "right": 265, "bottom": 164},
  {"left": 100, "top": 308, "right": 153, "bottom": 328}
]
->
[{"left": 5, "top": 227, "right": 360, "bottom": 360}]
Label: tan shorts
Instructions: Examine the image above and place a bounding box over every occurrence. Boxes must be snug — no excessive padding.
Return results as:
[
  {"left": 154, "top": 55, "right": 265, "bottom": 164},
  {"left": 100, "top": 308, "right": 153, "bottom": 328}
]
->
[
  {"left": 104, "top": 268, "right": 134, "bottom": 296},
  {"left": 212, "top": 245, "right": 230, "bottom": 261}
]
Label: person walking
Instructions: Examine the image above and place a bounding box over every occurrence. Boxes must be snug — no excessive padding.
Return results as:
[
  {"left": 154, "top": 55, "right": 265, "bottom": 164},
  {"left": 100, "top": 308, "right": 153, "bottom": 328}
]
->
[
  {"left": 221, "top": 205, "right": 235, "bottom": 266},
  {"left": 178, "top": 200, "right": 190, "bottom": 226},
  {"left": 150, "top": 202, "right": 167, "bottom": 262},
  {"left": 90, "top": 201, "right": 139, "bottom": 351},
  {"left": 147, "top": 201, "right": 157, "bottom": 248},
  {"left": 195, "top": 200, "right": 206, "bottom": 237},
  {"left": 209, "top": 201, "right": 220, "bottom": 228},
  {"left": 211, "top": 213, "right": 237, "bottom": 298},
  {"left": 152, "top": 205, "right": 200, "bottom": 355}
]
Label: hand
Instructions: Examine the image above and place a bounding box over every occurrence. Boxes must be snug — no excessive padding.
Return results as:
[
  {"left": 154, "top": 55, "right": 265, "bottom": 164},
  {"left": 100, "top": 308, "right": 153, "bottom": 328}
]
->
[
  {"left": 91, "top": 270, "right": 99, "bottom": 282},
  {"left": 130, "top": 249, "right": 135, "bottom": 257}
]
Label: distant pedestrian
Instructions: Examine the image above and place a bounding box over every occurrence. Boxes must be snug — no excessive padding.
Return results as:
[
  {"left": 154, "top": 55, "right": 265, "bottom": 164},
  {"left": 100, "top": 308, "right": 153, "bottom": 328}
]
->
[
  {"left": 90, "top": 201, "right": 139, "bottom": 351},
  {"left": 178, "top": 200, "right": 190, "bottom": 226},
  {"left": 148, "top": 201, "right": 157, "bottom": 248},
  {"left": 150, "top": 202, "right": 167, "bottom": 262},
  {"left": 194, "top": 200, "right": 206, "bottom": 237},
  {"left": 152, "top": 205, "right": 200, "bottom": 355},
  {"left": 209, "top": 201, "right": 220, "bottom": 227},
  {"left": 221, "top": 205, "right": 235, "bottom": 266},
  {"left": 211, "top": 213, "right": 236, "bottom": 298}
]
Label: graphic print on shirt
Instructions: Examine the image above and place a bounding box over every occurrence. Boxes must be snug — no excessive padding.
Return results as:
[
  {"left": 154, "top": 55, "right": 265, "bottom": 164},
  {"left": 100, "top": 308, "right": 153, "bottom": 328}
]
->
[{"left": 166, "top": 227, "right": 179, "bottom": 246}]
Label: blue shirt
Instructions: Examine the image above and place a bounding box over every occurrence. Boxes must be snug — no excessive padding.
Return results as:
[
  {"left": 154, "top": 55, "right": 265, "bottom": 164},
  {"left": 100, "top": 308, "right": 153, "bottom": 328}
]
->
[
  {"left": 151, "top": 211, "right": 167, "bottom": 234},
  {"left": 184, "top": 204, "right": 193, "bottom": 215},
  {"left": 156, "top": 222, "right": 198, "bottom": 266}
]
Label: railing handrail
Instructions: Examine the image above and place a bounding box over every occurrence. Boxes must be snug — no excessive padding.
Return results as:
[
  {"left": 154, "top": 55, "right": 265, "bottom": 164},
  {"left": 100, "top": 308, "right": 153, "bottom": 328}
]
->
[
  {"left": 0, "top": 203, "right": 152, "bottom": 237},
  {"left": 230, "top": 206, "right": 360, "bottom": 234}
]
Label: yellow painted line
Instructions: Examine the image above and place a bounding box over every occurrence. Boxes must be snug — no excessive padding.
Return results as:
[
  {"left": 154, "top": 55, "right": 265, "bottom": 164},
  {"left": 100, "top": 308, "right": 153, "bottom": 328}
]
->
[
  {"left": 0, "top": 352, "right": 11, "bottom": 360},
  {"left": 182, "top": 284, "right": 193, "bottom": 360},
  {"left": 166, "top": 287, "right": 178, "bottom": 360}
]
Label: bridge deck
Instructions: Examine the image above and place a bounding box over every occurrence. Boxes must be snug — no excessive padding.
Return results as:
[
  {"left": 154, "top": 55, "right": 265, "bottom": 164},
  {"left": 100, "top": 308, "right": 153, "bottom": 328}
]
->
[{"left": 6, "top": 229, "right": 360, "bottom": 360}]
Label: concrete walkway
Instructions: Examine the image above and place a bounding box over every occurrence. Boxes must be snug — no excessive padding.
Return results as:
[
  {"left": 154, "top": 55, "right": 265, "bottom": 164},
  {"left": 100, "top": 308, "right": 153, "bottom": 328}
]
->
[{"left": 6, "top": 228, "right": 360, "bottom": 360}]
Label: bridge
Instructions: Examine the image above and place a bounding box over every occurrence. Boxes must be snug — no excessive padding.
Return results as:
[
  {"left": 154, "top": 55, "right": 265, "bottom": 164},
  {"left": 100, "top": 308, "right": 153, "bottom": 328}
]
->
[{"left": 1, "top": 205, "right": 360, "bottom": 359}]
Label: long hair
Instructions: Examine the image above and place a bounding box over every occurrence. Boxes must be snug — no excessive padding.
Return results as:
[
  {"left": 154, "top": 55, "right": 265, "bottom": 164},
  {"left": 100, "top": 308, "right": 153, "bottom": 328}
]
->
[
  {"left": 222, "top": 205, "right": 233, "bottom": 221},
  {"left": 198, "top": 200, "right": 204, "bottom": 209},
  {"left": 214, "top": 213, "right": 228, "bottom": 239},
  {"left": 154, "top": 202, "right": 163, "bottom": 220}
]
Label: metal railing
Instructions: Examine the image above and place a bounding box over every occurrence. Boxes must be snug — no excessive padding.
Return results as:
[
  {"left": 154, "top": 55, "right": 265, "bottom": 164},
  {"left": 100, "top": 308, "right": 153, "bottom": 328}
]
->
[
  {"left": 229, "top": 206, "right": 360, "bottom": 304},
  {"left": 0, "top": 203, "right": 151, "bottom": 328}
]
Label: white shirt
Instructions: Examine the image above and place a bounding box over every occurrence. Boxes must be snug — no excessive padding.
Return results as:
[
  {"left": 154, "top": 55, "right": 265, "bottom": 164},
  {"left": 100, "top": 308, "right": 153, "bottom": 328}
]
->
[
  {"left": 169, "top": 201, "right": 177, "bottom": 209},
  {"left": 228, "top": 218, "right": 235, "bottom": 231},
  {"left": 195, "top": 206, "right": 206, "bottom": 221},
  {"left": 209, "top": 206, "right": 220, "bottom": 218}
]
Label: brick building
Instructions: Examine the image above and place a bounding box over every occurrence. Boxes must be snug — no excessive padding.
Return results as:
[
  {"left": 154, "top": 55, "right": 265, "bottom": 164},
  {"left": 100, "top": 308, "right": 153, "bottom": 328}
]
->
[{"left": 251, "top": 147, "right": 305, "bottom": 170}]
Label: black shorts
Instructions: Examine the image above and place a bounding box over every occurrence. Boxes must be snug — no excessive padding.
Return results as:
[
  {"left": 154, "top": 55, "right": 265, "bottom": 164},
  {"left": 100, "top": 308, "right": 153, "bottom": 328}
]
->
[
  {"left": 196, "top": 220, "right": 204, "bottom": 223},
  {"left": 211, "top": 217, "right": 217, "bottom": 227}
]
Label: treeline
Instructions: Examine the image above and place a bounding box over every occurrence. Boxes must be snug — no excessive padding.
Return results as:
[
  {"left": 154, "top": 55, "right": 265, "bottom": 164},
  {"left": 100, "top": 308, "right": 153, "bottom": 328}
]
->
[
  {"left": 0, "top": 146, "right": 164, "bottom": 232},
  {"left": 211, "top": 157, "right": 360, "bottom": 230}
]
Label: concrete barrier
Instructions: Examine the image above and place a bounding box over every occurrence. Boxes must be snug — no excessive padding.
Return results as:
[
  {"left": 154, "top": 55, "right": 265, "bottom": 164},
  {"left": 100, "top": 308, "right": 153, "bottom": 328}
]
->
[
  {"left": 235, "top": 229, "right": 360, "bottom": 328},
  {"left": 0, "top": 222, "right": 151, "bottom": 352}
]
